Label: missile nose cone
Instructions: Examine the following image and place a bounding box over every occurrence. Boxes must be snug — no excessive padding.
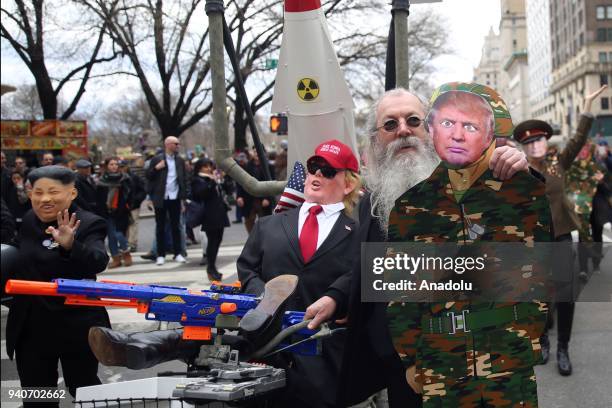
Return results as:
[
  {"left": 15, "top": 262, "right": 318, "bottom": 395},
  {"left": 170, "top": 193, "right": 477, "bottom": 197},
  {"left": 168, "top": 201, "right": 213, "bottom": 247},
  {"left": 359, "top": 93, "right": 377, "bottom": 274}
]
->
[{"left": 285, "top": 0, "right": 321, "bottom": 12}]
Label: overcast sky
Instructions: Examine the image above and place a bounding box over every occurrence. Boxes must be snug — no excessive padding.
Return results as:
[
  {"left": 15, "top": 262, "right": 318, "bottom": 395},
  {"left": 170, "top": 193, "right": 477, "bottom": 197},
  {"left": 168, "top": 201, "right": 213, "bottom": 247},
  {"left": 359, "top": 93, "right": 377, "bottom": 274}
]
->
[
  {"left": 1, "top": 0, "right": 502, "bottom": 111},
  {"left": 425, "top": 0, "right": 502, "bottom": 85}
]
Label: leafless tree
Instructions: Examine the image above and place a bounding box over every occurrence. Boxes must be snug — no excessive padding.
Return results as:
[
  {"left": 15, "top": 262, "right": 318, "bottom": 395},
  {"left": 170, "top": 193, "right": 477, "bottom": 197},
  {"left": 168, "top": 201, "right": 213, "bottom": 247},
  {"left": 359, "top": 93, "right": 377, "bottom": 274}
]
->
[
  {"left": 231, "top": 1, "right": 451, "bottom": 150},
  {"left": 79, "top": 0, "right": 450, "bottom": 151},
  {"left": 91, "top": 94, "right": 159, "bottom": 150},
  {"left": 0, "top": 84, "right": 44, "bottom": 119},
  {"left": 80, "top": 0, "right": 215, "bottom": 139},
  {"left": 1, "top": 0, "right": 120, "bottom": 119},
  {"left": 340, "top": 7, "right": 451, "bottom": 107}
]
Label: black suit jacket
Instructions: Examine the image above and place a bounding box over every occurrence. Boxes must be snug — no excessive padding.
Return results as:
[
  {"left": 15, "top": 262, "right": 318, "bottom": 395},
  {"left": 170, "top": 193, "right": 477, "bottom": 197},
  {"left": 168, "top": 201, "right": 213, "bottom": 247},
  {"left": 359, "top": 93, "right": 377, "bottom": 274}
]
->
[
  {"left": 5, "top": 205, "right": 111, "bottom": 359},
  {"left": 75, "top": 174, "right": 101, "bottom": 215},
  {"left": 338, "top": 192, "right": 421, "bottom": 407},
  {"left": 145, "top": 153, "right": 187, "bottom": 208},
  {"left": 237, "top": 206, "right": 358, "bottom": 407}
]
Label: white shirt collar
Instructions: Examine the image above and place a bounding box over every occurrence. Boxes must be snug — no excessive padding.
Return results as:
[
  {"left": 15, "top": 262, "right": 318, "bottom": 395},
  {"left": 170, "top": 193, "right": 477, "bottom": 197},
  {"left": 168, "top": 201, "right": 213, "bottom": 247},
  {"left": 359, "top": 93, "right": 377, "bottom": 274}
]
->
[{"left": 301, "top": 201, "right": 345, "bottom": 217}]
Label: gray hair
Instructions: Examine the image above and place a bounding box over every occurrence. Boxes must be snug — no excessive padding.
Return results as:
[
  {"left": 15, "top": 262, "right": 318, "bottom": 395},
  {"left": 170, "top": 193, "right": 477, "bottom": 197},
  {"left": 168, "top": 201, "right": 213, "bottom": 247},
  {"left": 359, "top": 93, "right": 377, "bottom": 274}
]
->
[{"left": 366, "top": 88, "right": 430, "bottom": 139}]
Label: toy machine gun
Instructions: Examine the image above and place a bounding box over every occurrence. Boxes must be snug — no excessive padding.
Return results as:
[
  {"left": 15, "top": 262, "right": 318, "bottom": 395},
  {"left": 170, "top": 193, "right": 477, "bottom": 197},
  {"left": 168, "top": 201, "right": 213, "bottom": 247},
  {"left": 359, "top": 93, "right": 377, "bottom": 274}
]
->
[{"left": 4, "top": 276, "right": 341, "bottom": 403}]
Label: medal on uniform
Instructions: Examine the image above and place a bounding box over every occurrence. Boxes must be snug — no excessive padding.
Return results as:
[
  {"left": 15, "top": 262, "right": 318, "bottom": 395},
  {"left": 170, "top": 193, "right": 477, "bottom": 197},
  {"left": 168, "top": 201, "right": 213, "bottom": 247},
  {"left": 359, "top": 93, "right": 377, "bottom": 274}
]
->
[
  {"left": 42, "top": 238, "right": 59, "bottom": 249},
  {"left": 43, "top": 226, "right": 60, "bottom": 249}
]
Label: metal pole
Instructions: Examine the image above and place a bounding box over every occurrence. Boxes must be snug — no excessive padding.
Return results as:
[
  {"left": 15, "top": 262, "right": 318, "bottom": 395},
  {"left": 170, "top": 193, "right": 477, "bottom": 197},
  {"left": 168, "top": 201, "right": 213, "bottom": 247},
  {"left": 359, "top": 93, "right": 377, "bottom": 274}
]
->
[
  {"left": 205, "top": 0, "right": 230, "bottom": 163},
  {"left": 205, "top": 0, "right": 284, "bottom": 197},
  {"left": 392, "top": 0, "right": 410, "bottom": 88},
  {"left": 222, "top": 18, "right": 272, "bottom": 181}
]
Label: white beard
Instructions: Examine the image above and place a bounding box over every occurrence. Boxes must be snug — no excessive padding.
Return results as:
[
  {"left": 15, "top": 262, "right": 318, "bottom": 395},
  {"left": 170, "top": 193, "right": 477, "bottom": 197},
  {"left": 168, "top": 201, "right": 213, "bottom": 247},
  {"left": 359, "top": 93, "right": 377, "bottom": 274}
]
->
[{"left": 364, "top": 136, "right": 440, "bottom": 235}]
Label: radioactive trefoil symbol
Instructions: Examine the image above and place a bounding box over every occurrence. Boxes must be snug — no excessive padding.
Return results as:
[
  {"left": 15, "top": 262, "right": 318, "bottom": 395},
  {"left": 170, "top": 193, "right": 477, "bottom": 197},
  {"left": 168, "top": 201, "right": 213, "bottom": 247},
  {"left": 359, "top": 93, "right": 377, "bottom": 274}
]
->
[{"left": 297, "top": 78, "right": 320, "bottom": 101}]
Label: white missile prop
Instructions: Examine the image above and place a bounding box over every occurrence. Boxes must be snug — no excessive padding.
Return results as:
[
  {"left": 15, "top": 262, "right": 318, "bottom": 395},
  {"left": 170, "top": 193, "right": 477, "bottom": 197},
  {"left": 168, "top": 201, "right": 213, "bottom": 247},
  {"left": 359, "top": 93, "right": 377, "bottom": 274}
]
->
[{"left": 271, "top": 0, "right": 358, "bottom": 167}]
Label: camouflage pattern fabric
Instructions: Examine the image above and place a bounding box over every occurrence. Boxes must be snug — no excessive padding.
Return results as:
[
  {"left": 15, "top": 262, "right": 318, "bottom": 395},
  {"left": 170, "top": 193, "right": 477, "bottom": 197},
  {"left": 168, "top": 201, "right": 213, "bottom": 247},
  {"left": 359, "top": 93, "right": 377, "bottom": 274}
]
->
[
  {"left": 565, "top": 143, "right": 605, "bottom": 237},
  {"left": 387, "top": 164, "right": 551, "bottom": 407},
  {"left": 429, "top": 82, "right": 514, "bottom": 138}
]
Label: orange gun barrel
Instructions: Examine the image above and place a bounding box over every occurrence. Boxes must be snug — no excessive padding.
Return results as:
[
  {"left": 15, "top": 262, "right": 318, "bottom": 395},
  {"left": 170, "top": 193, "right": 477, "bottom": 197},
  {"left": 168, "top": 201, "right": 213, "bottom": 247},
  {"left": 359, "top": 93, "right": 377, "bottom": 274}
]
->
[{"left": 5, "top": 280, "right": 59, "bottom": 296}]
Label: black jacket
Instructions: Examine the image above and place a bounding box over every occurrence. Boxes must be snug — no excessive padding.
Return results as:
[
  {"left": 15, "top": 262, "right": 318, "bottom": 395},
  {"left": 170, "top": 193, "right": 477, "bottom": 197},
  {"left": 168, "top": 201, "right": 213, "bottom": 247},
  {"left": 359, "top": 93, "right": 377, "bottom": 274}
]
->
[
  {"left": 4, "top": 184, "right": 31, "bottom": 224},
  {"left": 96, "top": 172, "right": 133, "bottom": 233},
  {"left": 5, "top": 204, "right": 111, "bottom": 359},
  {"left": 1, "top": 197, "right": 15, "bottom": 244},
  {"left": 237, "top": 207, "right": 358, "bottom": 407},
  {"left": 191, "top": 173, "right": 231, "bottom": 231},
  {"left": 146, "top": 153, "right": 187, "bottom": 208},
  {"left": 235, "top": 160, "right": 275, "bottom": 214},
  {"left": 338, "top": 192, "right": 421, "bottom": 407},
  {"left": 128, "top": 170, "right": 147, "bottom": 210},
  {"left": 1, "top": 166, "right": 14, "bottom": 201},
  {"left": 75, "top": 173, "right": 102, "bottom": 215}
]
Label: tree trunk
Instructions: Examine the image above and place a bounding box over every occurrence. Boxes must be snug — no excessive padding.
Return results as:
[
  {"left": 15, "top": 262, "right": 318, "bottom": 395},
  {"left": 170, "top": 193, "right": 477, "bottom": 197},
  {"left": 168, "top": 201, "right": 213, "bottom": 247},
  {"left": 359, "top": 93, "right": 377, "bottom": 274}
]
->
[
  {"left": 158, "top": 117, "right": 182, "bottom": 140},
  {"left": 31, "top": 61, "right": 57, "bottom": 119}
]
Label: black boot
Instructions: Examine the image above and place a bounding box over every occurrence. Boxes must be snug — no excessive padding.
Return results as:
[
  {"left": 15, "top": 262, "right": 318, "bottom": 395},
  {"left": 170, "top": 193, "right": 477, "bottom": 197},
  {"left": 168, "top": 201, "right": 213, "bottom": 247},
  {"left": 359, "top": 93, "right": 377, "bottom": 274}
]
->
[
  {"left": 540, "top": 334, "right": 550, "bottom": 365},
  {"left": 240, "top": 275, "right": 298, "bottom": 350},
  {"left": 88, "top": 327, "right": 202, "bottom": 370},
  {"left": 206, "top": 267, "right": 222, "bottom": 282},
  {"left": 557, "top": 342, "right": 572, "bottom": 376}
]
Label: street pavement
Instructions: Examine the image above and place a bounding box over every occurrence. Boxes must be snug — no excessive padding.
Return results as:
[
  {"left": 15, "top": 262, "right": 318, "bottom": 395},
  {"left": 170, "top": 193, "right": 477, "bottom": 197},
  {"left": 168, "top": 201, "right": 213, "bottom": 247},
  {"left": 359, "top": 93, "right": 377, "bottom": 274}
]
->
[{"left": 1, "top": 213, "right": 611, "bottom": 407}]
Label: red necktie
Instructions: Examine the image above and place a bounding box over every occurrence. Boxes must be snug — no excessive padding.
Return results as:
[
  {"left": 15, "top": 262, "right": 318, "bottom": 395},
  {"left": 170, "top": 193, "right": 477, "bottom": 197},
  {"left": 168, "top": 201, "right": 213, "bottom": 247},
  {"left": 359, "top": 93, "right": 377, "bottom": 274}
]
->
[{"left": 300, "top": 205, "right": 323, "bottom": 263}]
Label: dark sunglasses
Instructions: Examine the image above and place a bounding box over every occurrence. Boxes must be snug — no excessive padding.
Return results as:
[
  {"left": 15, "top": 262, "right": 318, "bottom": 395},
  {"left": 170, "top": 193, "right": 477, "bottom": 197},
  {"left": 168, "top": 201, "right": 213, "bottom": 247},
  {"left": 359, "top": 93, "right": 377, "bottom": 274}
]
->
[
  {"left": 307, "top": 161, "right": 345, "bottom": 179},
  {"left": 376, "top": 116, "right": 423, "bottom": 132}
]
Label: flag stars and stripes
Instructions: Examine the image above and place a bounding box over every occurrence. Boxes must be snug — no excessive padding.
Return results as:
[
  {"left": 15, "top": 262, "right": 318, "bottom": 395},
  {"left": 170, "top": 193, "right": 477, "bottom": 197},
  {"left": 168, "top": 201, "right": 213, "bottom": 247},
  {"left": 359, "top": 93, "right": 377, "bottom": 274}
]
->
[{"left": 274, "top": 162, "right": 306, "bottom": 213}]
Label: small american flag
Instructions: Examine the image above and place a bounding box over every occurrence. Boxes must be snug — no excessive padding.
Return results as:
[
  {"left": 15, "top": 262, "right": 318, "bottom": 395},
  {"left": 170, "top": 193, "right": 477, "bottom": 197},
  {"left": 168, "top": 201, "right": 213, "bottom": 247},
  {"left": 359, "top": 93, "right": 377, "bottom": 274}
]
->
[{"left": 274, "top": 161, "right": 306, "bottom": 213}]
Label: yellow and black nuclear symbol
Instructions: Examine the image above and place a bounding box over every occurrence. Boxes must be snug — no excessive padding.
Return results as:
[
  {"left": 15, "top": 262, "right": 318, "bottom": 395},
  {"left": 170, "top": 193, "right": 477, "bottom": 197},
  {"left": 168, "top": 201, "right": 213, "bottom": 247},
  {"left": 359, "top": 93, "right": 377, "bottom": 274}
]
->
[{"left": 297, "top": 78, "right": 319, "bottom": 101}]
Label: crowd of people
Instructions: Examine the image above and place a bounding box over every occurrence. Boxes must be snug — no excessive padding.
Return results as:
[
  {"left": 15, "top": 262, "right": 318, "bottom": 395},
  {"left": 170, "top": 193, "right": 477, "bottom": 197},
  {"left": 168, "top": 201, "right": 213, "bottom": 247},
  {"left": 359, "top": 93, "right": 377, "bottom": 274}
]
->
[
  {"left": 1, "top": 82, "right": 611, "bottom": 408},
  {"left": 1, "top": 139, "right": 289, "bottom": 279}
]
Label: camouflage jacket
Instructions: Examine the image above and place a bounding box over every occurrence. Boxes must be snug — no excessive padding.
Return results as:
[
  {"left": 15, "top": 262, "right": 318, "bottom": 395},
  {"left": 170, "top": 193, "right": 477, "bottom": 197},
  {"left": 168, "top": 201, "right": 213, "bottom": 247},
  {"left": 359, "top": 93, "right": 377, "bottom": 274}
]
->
[
  {"left": 387, "top": 164, "right": 551, "bottom": 388},
  {"left": 565, "top": 145, "right": 605, "bottom": 231}
]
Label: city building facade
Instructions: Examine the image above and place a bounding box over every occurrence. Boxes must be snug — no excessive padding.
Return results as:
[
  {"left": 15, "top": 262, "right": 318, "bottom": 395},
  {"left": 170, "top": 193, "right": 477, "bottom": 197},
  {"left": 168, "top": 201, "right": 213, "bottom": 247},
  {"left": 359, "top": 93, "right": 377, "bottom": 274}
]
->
[
  {"left": 499, "top": 0, "right": 530, "bottom": 123},
  {"left": 550, "top": 0, "right": 612, "bottom": 137},
  {"left": 526, "top": 0, "right": 556, "bottom": 124},
  {"left": 474, "top": 27, "right": 502, "bottom": 90}
]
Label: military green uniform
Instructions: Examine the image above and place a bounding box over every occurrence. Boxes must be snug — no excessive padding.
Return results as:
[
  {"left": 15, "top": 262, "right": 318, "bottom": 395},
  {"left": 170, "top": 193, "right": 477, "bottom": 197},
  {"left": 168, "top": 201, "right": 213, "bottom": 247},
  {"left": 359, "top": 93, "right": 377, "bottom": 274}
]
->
[
  {"left": 387, "top": 164, "right": 551, "bottom": 407},
  {"left": 565, "top": 143, "right": 605, "bottom": 238},
  {"left": 386, "top": 82, "right": 552, "bottom": 408}
]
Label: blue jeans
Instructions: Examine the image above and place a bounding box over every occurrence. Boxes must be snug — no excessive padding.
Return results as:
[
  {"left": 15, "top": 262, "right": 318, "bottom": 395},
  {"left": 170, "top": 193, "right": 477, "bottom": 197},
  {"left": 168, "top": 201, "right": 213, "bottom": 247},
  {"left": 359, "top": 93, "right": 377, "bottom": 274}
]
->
[
  {"left": 150, "top": 211, "right": 187, "bottom": 257},
  {"left": 107, "top": 218, "right": 129, "bottom": 256}
]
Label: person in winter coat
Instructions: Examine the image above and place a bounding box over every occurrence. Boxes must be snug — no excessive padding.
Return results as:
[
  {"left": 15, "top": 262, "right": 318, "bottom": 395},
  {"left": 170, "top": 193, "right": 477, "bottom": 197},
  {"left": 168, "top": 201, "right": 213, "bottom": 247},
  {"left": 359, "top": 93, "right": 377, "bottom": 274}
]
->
[
  {"left": 97, "top": 157, "right": 133, "bottom": 268},
  {"left": 191, "top": 158, "right": 231, "bottom": 281}
]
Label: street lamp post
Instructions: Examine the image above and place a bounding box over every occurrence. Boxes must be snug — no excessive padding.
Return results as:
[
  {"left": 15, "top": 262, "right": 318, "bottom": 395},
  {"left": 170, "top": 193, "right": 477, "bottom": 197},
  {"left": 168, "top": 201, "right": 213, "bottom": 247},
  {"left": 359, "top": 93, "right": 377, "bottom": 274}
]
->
[
  {"left": 205, "top": 0, "right": 285, "bottom": 197},
  {"left": 392, "top": 0, "right": 410, "bottom": 89},
  {"left": 390, "top": 0, "right": 443, "bottom": 89}
]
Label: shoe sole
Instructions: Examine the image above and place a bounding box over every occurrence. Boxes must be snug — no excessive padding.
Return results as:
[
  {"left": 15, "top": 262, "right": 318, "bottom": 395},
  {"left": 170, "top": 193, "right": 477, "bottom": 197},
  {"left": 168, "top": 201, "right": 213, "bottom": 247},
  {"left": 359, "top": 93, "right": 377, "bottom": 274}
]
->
[
  {"left": 239, "top": 275, "right": 298, "bottom": 334},
  {"left": 88, "top": 327, "right": 127, "bottom": 367},
  {"left": 259, "top": 275, "right": 298, "bottom": 316}
]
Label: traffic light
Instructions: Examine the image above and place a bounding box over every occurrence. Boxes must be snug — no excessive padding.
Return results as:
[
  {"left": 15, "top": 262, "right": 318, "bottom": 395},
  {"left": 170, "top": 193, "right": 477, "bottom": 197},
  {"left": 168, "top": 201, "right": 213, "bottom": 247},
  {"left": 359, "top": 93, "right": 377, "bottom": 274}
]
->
[{"left": 270, "top": 114, "right": 288, "bottom": 135}]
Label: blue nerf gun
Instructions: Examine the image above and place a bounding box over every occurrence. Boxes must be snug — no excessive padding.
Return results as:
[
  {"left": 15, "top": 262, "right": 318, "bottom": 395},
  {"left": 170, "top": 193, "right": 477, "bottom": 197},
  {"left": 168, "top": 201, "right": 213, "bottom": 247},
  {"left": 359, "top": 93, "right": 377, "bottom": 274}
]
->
[{"left": 4, "top": 278, "right": 322, "bottom": 356}]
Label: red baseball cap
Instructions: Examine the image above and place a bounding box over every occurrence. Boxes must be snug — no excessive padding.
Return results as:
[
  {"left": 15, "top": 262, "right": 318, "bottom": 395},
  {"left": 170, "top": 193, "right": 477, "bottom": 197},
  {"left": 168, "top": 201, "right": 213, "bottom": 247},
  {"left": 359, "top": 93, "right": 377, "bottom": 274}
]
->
[{"left": 308, "top": 139, "right": 359, "bottom": 172}]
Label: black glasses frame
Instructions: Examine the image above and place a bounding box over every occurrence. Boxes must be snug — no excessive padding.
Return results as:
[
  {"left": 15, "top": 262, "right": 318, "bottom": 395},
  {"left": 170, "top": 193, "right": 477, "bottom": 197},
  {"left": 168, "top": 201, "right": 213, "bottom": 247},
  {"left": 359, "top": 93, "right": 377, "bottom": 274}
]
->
[{"left": 376, "top": 116, "right": 423, "bottom": 132}]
